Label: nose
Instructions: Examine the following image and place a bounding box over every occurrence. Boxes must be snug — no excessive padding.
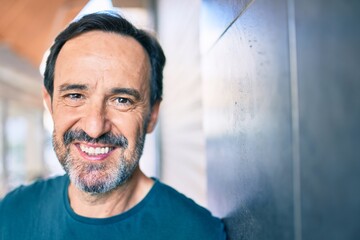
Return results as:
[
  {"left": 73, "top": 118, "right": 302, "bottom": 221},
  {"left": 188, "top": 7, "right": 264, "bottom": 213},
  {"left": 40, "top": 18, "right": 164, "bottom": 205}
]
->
[{"left": 82, "top": 101, "right": 111, "bottom": 139}]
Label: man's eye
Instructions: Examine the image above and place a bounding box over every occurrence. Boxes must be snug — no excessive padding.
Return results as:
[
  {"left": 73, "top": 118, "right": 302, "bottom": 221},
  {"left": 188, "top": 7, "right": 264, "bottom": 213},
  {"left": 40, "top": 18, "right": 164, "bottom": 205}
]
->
[
  {"left": 116, "top": 97, "right": 131, "bottom": 104},
  {"left": 62, "top": 93, "right": 85, "bottom": 107},
  {"left": 66, "top": 93, "right": 83, "bottom": 100},
  {"left": 109, "top": 97, "right": 134, "bottom": 110}
]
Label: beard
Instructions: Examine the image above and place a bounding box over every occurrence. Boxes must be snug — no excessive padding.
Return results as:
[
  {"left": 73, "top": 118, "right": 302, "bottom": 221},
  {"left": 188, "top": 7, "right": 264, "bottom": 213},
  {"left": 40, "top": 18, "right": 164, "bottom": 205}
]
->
[{"left": 52, "top": 129, "right": 146, "bottom": 195}]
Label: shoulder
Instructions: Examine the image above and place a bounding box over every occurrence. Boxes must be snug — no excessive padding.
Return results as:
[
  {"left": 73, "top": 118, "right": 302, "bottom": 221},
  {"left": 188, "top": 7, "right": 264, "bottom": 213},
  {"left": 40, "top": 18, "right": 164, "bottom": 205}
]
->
[
  {"left": 154, "top": 181, "right": 210, "bottom": 216},
  {"left": 0, "top": 175, "right": 68, "bottom": 237},
  {"left": 0, "top": 175, "right": 67, "bottom": 211},
  {"left": 148, "top": 180, "right": 226, "bottom": 239}
]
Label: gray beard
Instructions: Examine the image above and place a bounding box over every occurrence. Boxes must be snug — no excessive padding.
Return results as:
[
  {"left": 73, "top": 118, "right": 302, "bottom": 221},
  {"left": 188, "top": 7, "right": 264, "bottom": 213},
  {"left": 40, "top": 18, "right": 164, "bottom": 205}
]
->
[
  {"left": 63, "top": 153, "right": 136, "bottom": 195},
  {"left": 53, "top": 132, "right": 146, "bottom": 195}
]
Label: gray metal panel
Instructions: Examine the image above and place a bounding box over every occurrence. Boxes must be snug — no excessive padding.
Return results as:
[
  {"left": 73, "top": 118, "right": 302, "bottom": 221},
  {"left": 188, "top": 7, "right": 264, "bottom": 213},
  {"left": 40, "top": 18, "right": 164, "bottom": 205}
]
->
[
  {"left": 202, "top": 0, "right": 294, "bottom": 238},
  {"left": 201, "top": 0, "right": 252, "bottom": 52},
  {"left": 202, "top": 0, "right": 360, "bottom": 238},
  {"left": 296, "top": 1, "right": 360, "bottom": 239}
]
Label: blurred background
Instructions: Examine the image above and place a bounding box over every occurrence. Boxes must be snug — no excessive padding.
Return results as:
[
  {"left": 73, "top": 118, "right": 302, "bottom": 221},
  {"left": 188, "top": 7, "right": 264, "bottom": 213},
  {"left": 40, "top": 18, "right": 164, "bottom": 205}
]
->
[{"left": 0, "top": 0, "right": 359, "bottom": 239}]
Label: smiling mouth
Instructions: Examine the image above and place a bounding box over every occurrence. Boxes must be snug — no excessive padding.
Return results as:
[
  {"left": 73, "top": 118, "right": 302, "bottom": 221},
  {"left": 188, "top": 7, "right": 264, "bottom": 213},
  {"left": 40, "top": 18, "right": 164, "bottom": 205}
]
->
[{"left": 78, "top": 143, "right": 115, "bottom": 156}]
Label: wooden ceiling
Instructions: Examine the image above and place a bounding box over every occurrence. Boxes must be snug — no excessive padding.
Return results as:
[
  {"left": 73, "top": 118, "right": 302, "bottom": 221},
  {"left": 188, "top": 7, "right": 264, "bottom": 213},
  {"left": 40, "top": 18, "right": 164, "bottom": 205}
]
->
[
  {"left": 0, "top": 0, "right": 88, "bottom": 67},
  {"left": 0, "top": 0, "right": 149, "bottom": 67}
]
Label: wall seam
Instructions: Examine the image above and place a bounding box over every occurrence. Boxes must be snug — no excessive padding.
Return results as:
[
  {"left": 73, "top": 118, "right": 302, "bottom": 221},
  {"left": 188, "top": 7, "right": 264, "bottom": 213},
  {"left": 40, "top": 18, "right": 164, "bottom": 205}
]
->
[
  {"left": 206, "top": 0, "right": 255, "bottom": 53},
  {"left": 287, "top": 0, "right": 302, "bottom": 239}
]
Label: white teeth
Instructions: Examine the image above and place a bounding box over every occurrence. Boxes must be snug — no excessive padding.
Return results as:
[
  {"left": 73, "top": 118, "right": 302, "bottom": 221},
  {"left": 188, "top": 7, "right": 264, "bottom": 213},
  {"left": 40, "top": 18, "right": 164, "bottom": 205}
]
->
[{"left": 79, "top": 145, "right": 111, "bottom": 156}]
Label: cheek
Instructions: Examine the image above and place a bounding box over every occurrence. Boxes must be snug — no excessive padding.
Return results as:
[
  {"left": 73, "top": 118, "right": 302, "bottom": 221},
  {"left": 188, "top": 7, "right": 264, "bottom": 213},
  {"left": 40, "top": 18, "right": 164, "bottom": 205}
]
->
[
  {"left": 110, "top": 111, "right": 146, "bottom": 139},
  {"left": 52, "top": 107, "right": 81, "bottom": 133}
]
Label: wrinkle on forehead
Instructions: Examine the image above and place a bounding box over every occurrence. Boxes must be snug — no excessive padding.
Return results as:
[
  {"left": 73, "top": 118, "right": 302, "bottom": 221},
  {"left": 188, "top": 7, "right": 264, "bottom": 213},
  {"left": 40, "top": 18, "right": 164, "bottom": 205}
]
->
[
  {"left": 56, "top": 31, "right": 151, "bottom": 85},
  {"left": 53, "top": 31, "right": 152, "bottom": 103}
]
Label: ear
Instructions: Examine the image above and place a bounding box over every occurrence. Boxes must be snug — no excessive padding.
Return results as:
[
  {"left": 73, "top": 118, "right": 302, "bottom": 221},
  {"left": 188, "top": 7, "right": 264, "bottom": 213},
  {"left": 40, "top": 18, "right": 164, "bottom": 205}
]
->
[
  {"left": 146, "top": 100, "right": 161, "bottom": 133},
  {"left": 42, "top": 86, "right": 52, "bottom": 114}
]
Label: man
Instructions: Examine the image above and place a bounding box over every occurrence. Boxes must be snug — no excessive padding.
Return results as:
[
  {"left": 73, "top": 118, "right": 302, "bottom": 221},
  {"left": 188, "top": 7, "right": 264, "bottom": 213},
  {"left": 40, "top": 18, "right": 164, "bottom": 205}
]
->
[{"left": 0, "top": 12, "right": 226, "bottom": 239}]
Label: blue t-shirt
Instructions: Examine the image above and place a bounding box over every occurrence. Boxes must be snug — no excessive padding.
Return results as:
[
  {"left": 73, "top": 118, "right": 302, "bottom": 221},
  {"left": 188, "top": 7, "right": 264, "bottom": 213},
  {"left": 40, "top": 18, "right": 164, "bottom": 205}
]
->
[{"left": 0, "top": 175, "right": 226, "bottom": 239}]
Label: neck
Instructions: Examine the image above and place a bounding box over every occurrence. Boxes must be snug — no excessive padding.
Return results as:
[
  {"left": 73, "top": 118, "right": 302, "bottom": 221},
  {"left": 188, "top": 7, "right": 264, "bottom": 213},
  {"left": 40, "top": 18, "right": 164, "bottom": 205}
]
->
[{"left": 67, "top": 167, "right": 154, "bottom": 218}]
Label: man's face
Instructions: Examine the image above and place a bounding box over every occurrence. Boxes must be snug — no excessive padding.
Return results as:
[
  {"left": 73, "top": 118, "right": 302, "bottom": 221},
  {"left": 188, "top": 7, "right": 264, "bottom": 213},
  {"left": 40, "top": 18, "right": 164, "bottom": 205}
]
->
[{"left": 43, "top": 31, "right": 159, "bottom": 194}]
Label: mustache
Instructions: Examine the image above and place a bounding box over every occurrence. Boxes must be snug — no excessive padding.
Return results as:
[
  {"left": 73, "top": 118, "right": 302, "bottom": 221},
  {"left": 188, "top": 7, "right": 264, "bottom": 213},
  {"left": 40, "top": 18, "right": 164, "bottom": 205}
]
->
[{"left": 63, "top": 129, "right": 128, "bottom": 148}]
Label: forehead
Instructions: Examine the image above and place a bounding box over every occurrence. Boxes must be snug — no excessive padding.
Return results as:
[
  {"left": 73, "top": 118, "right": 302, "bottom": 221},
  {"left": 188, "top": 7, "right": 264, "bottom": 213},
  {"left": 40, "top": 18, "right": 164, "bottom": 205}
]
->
[{"left": 54, "top": 31, "right": 150, "bottom": 88}]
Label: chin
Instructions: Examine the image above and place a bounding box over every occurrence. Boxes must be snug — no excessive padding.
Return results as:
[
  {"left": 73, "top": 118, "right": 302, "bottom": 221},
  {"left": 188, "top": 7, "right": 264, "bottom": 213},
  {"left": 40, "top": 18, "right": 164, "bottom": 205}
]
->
[{"left": 65, "top": 155, "right": 139, "bottom": 194}]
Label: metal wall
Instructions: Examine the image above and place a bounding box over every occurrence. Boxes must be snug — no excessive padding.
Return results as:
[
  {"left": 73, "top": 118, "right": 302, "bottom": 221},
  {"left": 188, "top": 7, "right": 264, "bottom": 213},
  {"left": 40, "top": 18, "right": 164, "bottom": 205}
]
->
[{"left": 201, "top": 0, "right": 360, "bottom": 239}]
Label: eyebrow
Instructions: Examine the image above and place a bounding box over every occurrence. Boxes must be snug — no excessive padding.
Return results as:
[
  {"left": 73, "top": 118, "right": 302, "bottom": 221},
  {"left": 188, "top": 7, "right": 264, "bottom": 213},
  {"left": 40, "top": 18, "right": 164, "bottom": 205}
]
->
[
  {"left": 58, "top": 84, "right": 141, "bottom": 100},
  {"left": 111, "top": 88, "right": 141, "bottom": 100},
  {"left": 59, "top": 84, "right": 88, "bottom": 92}
]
